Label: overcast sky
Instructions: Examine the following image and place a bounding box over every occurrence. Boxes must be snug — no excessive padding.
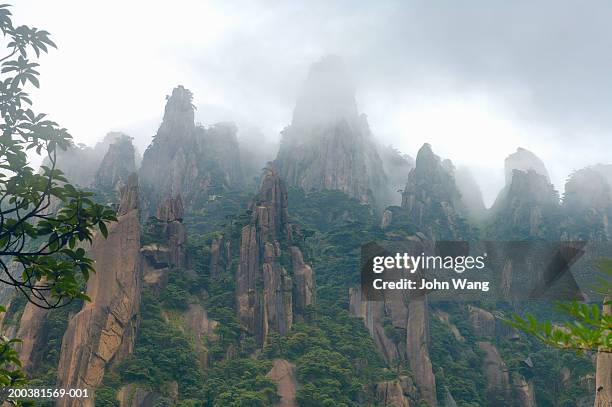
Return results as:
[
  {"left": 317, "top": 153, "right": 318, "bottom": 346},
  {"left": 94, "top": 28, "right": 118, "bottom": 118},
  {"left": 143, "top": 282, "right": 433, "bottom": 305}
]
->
[{"left": 16, "top": 0, "right": 612, "bottom": 206}]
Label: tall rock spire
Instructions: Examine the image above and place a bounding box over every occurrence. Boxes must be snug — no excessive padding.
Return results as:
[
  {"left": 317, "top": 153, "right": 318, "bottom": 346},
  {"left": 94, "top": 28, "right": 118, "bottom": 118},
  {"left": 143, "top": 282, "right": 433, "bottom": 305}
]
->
[
  {"left": 273, "top": 56, "right": 388, "bottom": 206},
  {"left": 139, "top": 86, "right": 243, "bottom": 216},
  {"left": 236, "top": 168, "right": 315, "bottom": 345},
  {"left": 400, "top": 143, "right": 469, "bottom": 240}
]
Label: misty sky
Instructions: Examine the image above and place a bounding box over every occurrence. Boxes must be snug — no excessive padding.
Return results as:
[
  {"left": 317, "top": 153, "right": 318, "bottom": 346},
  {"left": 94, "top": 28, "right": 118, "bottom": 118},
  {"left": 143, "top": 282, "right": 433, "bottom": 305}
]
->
[{"left": 16, "top": 0, "right": 612, "bottom": 206}]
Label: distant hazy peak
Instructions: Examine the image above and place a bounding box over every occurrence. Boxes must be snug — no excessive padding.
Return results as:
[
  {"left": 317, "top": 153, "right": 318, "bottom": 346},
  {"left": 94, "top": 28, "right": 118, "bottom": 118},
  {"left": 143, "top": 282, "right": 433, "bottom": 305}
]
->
[
  {"left": 158, "top": 85, "right": 195, "bottom": 136},
  {"left": 504, "top": 147, "right": 549, "bottom": 185},
  {"left": 291, "top": 55, "right": 359, "bottom": 128}
]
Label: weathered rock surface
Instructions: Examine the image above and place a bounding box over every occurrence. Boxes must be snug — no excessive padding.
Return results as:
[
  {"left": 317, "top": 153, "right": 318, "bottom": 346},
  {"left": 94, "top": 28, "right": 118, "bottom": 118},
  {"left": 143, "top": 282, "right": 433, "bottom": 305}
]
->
[
  {"left": 273, "top": 56, "right": 388, "bottom": 206},
  {"left": 236, "top": 168, "right": 315, "bottom": 345},
  {"left": 57, "top": 174, "right": 141, "bottom": 407},
  {"left": 182, "top": 303, "right": 218, "bottom": 369},
  {"left": 595, "top": 295, "right": 611, "bottom": 407},
  {"left": 14, "top": 295, "right": 49, "bottom": 373},
  {"left": 407, "top": 297, "right": 437, "bottom": 406},
  {"left": 478, "top": 341, "right": 511, "bottom": 405},
  {"left": 375, "top": 379, "right": 411, "bottom": 407},
  {"left": 512, "top": 373, "right": 537, "bottom": 407},
  {"left": 467, "top": 305, "right": 496, "bottom": 337},
  {"left": 209, "top": 235, "right": 232, "bottom": 278},
  {"left": 349, "top": 285, "right": 437, "bottom": 405},
  {"left": 117, "top": 384, "right": 159, "bottom": 407},
  {"left": 140, "top": 195, "right": 187, "bottom": 290},
  {"left": 400, "top": 143, "right": 468, "bottom": 239},
  {"left": 266, "top": 359, "right": 298, "bottom": 407},
  {"left": 94, "top": 133, "right": 136, "bottom": 191},
  {"left": 290, "top": 246, "right": 315, "bottom": 321},
  {"left": 435, "top": 309, "right": 465, "bottom": 342},
  {"left": 139, "top": 86, "right": 243, "bottom": 216}
]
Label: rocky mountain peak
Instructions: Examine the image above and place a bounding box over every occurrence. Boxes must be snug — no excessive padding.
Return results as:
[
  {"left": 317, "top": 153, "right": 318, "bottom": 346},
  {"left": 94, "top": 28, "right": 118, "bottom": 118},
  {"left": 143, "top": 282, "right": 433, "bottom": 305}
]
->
[
  {"left": 273, "top": 57, "right": 388, "bottom": 206},
  {"left": 400, "top": 143, "right": 468, "bottom": 239},
  {"left": 159, "top": 85, "right": 195, "bottom": 136},
  {"left": 94, "top": 133, "right": 136, "bottom": 191},
  {"left": 139, "top": 86, "right": 242, "bottom": 215},
  {"left": 504, "top": 147, "right": 549, "bottom": 185}
]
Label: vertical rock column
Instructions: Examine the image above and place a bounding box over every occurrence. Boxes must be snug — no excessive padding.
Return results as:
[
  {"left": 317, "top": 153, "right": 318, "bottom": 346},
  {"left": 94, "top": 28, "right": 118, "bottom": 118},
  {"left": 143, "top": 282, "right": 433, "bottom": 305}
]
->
[
  {"left": 57, "top": 174, "right": 141, "bottom": 407},
  {"left": 236, "top": 168, "right": 315, "bottom": 345}
]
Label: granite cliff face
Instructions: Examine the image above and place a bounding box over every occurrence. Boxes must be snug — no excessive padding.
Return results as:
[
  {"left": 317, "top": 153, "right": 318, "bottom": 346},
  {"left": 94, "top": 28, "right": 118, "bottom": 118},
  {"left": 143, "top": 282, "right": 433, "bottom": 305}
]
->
[
  {"left": 139, "top": 86, "right": 243, "bottom": 216},
  {"left": 273, "top": 56, "right": 388, "bottom": 206},
  {"left": 400, "top": 143, "right": 469, "bottom": 239},
  {"left": 266, "top": 359, "right": 298, "bottom": 407},
  {"left": 349, "top": 235, "right": 438, "bottom": 406},
  {"left": 236, "top": 168, "right": 315, "bottom": 345},
  {"left": 141, "top": 195, "right": 187, "bottom": 289},
  {"left": 57, "top": 174, "right": 141, "bottom": 407},
  {"left": 490, "top": 148, "right": 560, "bottom": 239},
  {"left": 94, "top": 134, "right": 137, "bottom": 191}
]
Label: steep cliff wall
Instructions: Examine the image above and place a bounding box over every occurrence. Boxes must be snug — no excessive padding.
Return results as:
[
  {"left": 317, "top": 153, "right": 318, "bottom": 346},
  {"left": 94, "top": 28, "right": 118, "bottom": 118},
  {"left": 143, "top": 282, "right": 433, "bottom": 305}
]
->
[{"left": 56, "top": 174, "right": 141, "bottom": 407}]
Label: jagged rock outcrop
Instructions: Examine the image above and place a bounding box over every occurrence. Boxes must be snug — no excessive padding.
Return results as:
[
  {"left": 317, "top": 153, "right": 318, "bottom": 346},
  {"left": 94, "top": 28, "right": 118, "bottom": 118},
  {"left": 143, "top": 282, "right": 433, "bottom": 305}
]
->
[
  {"left": 595, "top": 295, "right": 611, "bottom": 407},
  {"left": 375, "top": 379, "right": 412, "bottom": 407},
  {"left": 57, "top": 174, "right": 141, "bottom": 407},
  {"left": 266, "top": 359, "right": 298, "bottom": 407},
  {"left": 435, "top": 309, "right": 465, "bottom": 342},
  {"left": 117, "top": 384, "right": 160, "bottom": 407},
  {"left": 513, "top": 373, "right": 537, "bottom": 407},
  {"left": 290, "top": 247, "right": 315, "bottom": 321},
  {"left": 407, "top": 297, "right": 437, "bottom": 406},
  {"left": 505, "top": 147, "right": 550, "bottom": 184},
  {"left": 273, "top": 56, "right": 388, "bottom": 206},
  {"left": 209, "top": 236, "right": 232, "bottom": 278},
  {"left": 48, "top": 132, "right": 132, "bottom": 187},
  {"left": 94, "top": 133, "right": 136, "bottom": 191},
  {"left": 236, "top": 168, "right": 315, "bottom": 345},
  {"left": 490, "top": 148, "right": 560, "bottom": 239},
  {"left": 562, "top": 167, "right": 612, "bottom": 241},
  {"left": 400, "top": 143, "right": 469, "bottom": 239},
  {"left": 140, "top": 195, "right": 187, "bottom": 289},
  {"left": 467, "top": 305, "right": 496, "bottom": 337},
  {"left": 182, "top": 303, "right": 218, "bottom": 369},
  {"left": 455, "top": 166, "right": 487, "bottom": 221},
  {"left": 478, "top": 341, "right": 511, "bottom": 405},
  {"left": 349, "top": 238, "right": 437, "bottom": 405},
  {"left": 139, "top": 86, "right": 242, "bottom": 216}
]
